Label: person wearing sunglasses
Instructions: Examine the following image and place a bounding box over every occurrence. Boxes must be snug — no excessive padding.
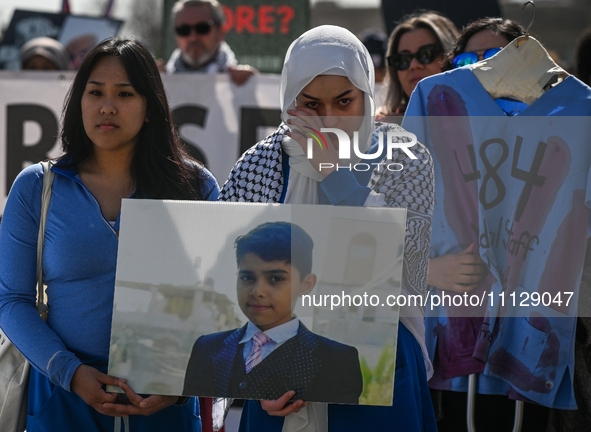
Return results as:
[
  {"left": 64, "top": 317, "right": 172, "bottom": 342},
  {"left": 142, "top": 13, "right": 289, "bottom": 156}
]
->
[
  {"left": 418, "top": 18, "right": 556, "bottom": 432},
  {"left": 443, "top": 17, "right": 526, "bottom": 117},
  {"left": 443, "top": 17, "right": 525, "bottom": 71},
  {"left": 426, "top": 18, "right": 527, "bottom": 298},
  {"left": 166, "top": 0, "right": 256, "bottom": 85},
  {"left": 378, "top": 10, "right": 458, "bottom": 117}
]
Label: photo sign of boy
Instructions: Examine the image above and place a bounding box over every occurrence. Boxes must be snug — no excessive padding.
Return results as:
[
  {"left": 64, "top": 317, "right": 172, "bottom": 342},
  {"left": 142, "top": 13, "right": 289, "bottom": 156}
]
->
[
  {"left": 108, "top": 201, "right": 407, "bottom": 406},
  {"left": 183, "top": 221, "right": 362, "bottom": 403}
]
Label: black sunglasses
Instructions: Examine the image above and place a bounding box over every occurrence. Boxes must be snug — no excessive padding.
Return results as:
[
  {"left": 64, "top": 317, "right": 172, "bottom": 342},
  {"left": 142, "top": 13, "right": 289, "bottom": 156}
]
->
[
  {"left": 175, "top": 20, "right": 215, "bottom": 37},
  {"left": 387, "top": 44, "right": 442, "bottom": 71}
]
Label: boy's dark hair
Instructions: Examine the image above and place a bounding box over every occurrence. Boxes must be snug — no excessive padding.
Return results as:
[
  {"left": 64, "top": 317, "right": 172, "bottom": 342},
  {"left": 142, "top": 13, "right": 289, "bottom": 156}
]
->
[{"left": 235, "top": 222, "right": 314, "bottom": 279}]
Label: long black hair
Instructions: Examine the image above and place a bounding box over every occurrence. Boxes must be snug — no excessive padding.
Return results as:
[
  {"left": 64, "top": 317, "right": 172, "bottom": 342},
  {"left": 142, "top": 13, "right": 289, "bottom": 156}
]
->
[
  {"left": 59, "top": 38, "right": 204, "bottom": 199},
  {"left": 442, "top": 17, "right": 525, "bottom": 71}
]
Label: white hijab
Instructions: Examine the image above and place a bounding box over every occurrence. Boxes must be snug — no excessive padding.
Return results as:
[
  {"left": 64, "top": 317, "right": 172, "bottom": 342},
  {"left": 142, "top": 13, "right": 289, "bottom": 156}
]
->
[
  {"left": 280, "top": 27, "right": 376, "bottom": 432},
  {"left": 280, "top": 25, "right": 376, "bottom": 205},
  {"left": 279, "top": 27, "right": 432, "bottom": 432}
]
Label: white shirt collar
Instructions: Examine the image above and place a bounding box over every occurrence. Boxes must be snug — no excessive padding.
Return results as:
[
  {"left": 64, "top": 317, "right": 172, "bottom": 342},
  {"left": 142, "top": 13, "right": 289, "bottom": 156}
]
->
[{"left": 240, "top": 318, "right": 300, "bottom": 345}]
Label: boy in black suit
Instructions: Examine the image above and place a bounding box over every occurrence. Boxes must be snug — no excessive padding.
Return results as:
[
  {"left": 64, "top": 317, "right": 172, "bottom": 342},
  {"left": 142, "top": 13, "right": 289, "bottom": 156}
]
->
[{"left": 183, "top": 222, "right": 363, "bottom": 403}]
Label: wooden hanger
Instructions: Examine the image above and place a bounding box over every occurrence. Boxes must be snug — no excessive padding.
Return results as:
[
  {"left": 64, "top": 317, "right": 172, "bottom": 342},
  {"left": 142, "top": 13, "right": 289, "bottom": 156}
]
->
[{"left": 470, "top": 1, "right": 569, "bottom": 105}]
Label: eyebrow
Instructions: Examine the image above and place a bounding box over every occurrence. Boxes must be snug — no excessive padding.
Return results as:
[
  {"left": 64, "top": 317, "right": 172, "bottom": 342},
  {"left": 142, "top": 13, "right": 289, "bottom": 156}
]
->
[
  {"left": 238, "top": 269, "right": 289, "bottom": 276},
  {"left": 263, "top": 269, "right": 289, "bottom": 276},
  {"left": 86, "top": 80, "right": 133, "bottom": 87},
  {"left": 301, "top": 89, "right": 353, "bottom": 101}
]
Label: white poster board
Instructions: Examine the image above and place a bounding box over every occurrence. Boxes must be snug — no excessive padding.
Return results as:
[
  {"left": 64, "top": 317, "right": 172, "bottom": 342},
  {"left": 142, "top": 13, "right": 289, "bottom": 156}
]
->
[{"left": 108, "top": 200, "right": 405, "bottom": 405}]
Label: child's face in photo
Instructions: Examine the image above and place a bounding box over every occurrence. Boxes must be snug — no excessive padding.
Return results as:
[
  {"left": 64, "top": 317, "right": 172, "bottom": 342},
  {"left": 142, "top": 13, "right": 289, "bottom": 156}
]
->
[{"left": 236, "top": 253, "right": 315, "bottom": 331}]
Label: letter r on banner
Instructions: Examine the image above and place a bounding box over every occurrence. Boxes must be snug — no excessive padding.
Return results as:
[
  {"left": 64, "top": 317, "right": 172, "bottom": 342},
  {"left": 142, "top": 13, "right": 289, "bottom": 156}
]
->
[{"left": 6, "top": 104, "right": 58, "bottom": 194}]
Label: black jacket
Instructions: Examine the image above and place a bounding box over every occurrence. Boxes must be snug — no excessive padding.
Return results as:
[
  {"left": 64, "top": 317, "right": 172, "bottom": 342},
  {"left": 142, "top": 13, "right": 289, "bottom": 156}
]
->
[{"left": 182, "top": 322, "right": 363, "bottom": 403}]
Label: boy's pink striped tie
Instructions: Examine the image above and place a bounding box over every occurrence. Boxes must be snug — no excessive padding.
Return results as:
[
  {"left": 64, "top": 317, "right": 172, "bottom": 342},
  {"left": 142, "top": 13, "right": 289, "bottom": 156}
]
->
[{"left": 245, "top": 331, "right": 272, "bottom": 373}]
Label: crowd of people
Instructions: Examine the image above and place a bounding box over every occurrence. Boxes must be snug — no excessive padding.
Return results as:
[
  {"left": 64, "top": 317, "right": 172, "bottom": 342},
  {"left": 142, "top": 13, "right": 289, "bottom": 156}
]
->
[{"left": 2, "top": 0, "right": 591, "bottom": 432}]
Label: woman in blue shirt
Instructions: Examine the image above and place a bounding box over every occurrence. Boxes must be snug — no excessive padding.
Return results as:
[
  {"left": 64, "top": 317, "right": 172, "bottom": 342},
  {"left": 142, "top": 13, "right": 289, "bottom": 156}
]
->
[{"left": 0, "top": 38, "right": 219, "bottom": 432}]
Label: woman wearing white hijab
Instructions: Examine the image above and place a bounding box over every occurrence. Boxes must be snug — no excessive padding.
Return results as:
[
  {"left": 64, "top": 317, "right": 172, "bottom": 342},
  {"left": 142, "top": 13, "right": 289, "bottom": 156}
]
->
[{"left": 220, "top": 25, "right": 437, "bottom": 432}]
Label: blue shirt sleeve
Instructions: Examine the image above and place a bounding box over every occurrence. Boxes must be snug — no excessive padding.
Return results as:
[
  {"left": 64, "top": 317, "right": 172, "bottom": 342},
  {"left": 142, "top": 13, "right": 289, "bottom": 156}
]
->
[
  {"left": 319, "top": 169, "right": 372, "bottom": 206},
  {"left": 199, "top": 167, "right": 220, "bottom": 201},
  {"left": 0, "top": 165, "right": 82, "bottom": 391},
  {"left": 317, "top": 132, "right": 384, "bottom": 206}
]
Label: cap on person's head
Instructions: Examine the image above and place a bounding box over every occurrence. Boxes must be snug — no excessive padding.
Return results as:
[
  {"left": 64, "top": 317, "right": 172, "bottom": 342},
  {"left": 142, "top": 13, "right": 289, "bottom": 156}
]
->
[
  {"left": 360, "top": 29, "right": 387, "bottom": 70},
  {"left": 20, "top": 37, "right": 71, "bottom": 71}
]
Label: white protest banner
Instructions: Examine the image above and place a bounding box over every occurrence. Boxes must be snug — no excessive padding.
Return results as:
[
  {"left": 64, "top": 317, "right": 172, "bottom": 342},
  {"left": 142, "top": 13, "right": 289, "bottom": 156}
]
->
[{"left": 0, "top": 71, "right": 282, "bottom": 214}]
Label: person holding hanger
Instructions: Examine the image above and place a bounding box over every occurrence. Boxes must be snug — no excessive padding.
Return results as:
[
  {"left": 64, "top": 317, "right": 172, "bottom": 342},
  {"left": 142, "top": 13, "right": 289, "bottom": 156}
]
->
[
  {"left": 416, "top": 19, "right": 549, "bottom": 432},
  {"left": 402, "top": 16, "right": 591, "bottom": 432},
  {"left": 0, "top": 38, "right": 219, "bottom": 432},
  {"left": 444, "top": 17, "right": 529, "bottom": 117},
  {"left": 219, "top": 25, "right": 437, "bottom": 432},
  {"left": 444, "top": 17, "right": 524, "bottom": 71},
  {"left": 426, "top": 17, "right": 525, "bottom": 298},
  {"left": 377, "top": 10, "right": 458, "bottom": 119}
]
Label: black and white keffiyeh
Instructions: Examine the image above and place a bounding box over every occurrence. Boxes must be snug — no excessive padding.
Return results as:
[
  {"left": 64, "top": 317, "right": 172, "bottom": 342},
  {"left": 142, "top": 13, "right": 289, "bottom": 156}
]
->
[{"left": 219, "top": 124, "right": 288, "bottom": 203}]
